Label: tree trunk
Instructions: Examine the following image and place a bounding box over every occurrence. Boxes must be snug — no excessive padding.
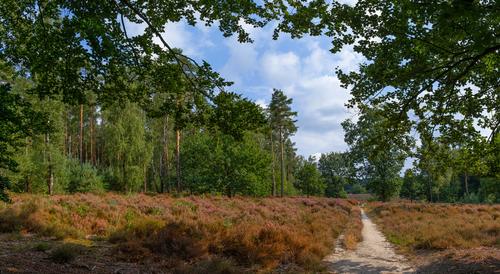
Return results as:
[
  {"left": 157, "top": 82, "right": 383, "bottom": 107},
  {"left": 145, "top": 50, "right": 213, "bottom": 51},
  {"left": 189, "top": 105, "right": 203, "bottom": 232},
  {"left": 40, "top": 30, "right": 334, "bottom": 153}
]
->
[
  {"left": 143, "top": 164, "right": 147, "bottom": 193},
  {"left": 160, "top": 116, "right": 170, "bottom": 193},
  {"left": 280, "top": 128, "right": 285, "bottom": 198},
  {"left": 79, "top": 104, "right": 84, "bottom": 164},
  {"left": 45, "top": 133, "right": 54, "bottom": 195},
  {"left": 464, "top": 171, "right": 469, "bottom": 196},
  {"left": 25, "top": 137, "right": 31, "bottom": 193},
  {"left": 271, "top": 131, "right": 276, "bottom": 196},
  {"left": 176, "top": 129, "right": 181, "bottom": 192},
  {"left": 68, "top": 135, "right": 72, "bottom": 158},
  {"left": 90, "top": 105, "right": 95, "bottom": 165},
  {"left": 63, "top": 113, "right": 67, "bottom": 157}
]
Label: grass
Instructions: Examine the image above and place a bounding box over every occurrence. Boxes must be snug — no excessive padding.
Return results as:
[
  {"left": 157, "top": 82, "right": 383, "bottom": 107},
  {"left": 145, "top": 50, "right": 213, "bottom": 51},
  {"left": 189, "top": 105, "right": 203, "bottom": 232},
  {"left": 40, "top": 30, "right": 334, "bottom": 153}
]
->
[
  {"left": 368, "top": 202, "right": 500, "bottom": 251},
  {"left": 0, "top": 193, "right": 361, "bottom": 272}
]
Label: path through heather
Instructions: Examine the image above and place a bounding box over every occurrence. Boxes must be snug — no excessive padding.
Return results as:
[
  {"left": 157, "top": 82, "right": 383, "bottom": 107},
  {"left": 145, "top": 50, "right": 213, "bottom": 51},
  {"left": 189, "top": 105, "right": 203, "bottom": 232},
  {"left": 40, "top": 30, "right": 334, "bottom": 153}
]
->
[{"left": 324, "top": 209, "right": 414, "bottom": 274}]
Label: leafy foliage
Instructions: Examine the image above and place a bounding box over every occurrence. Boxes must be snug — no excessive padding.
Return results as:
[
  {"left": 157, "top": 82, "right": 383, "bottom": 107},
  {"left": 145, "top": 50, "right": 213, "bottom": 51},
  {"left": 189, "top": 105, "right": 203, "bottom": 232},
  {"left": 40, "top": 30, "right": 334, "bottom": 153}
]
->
[
  {"left": 181, "top": 131, "right": 272, "bottom": 196},
  {"left": 318, "top": 152, "right": 352, "bottom": 198},
  {"left": 343, "top": 108, "right": 412, "bottom": 201},
  {"left": 294, "top": 157, "right": 326, "bottom": 196}
]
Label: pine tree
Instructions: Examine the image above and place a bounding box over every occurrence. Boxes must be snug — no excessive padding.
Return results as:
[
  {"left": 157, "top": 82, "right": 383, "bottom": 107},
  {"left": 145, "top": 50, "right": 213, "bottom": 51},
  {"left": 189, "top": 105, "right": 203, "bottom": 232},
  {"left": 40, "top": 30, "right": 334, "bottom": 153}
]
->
[{"left": 268, "top": 89, "right": 297, "bottom": 197}]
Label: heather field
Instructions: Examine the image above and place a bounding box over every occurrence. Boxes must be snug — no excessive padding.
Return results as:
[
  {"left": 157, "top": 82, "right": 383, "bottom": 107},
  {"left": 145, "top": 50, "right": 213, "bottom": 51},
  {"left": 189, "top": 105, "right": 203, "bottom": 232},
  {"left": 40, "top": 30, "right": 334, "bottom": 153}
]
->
[
  {"left": 0, "top": 193, "right": 361, "bottom": 273},
  {"left": 368, "top": 202, "right": 500, "bottom": 273}
]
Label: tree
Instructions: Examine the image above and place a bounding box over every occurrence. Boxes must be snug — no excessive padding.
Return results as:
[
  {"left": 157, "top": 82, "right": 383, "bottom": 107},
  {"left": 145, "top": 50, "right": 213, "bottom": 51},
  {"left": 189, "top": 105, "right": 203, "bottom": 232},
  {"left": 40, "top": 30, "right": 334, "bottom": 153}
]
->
[
  {"left": 0, "top": 83, "right": 35, "bottom": 201},
  {"left": 269, "top": 0, "right": 499, "bottom": 152},
  {"left": 181, "top": 131, "right": 272, "bottom": 197},
  {"left": 400, "top": 169, "right": 426, "bottom": 202},
  {"left": 269, "top": 89, "right": 297, "bottom": 197},
  {"left": 102, "top": 102, "right": 152, "bottom": 192},
  {"left": 318, "top": 152, "right": 352, "bottom": 198},
  {"left": 342, "top": 107, "right": 412, "bottom": 201},
  {"left": 295, "top": 157, "right": 326, "bottom": 197},
  {"left": 0, "top": 62, "right": 46, "bottom": 200}
]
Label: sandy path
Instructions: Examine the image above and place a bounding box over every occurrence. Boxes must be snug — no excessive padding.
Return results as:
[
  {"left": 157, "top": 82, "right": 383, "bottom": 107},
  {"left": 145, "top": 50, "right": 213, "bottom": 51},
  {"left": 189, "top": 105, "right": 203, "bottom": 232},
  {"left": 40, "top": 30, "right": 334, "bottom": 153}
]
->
[{"left": 324, "top": 208, "right": 414, "bottom": 274}]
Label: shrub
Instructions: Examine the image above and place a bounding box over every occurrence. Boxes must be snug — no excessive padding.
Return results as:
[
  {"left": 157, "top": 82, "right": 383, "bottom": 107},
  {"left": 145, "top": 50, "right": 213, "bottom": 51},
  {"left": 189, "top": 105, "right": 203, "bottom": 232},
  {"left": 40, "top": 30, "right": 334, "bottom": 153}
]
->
[
  {"left": 49, "top": 244, "right": 82, "bottom": 263},
  {"left": 33, "top": 242, "right": 51, "bottom": 252},
  {"left": 148, "top": 221, "right": 208, "bottom": 260},
  {"left": 66, "top": 160, "right": 104, "bottom": 193}
]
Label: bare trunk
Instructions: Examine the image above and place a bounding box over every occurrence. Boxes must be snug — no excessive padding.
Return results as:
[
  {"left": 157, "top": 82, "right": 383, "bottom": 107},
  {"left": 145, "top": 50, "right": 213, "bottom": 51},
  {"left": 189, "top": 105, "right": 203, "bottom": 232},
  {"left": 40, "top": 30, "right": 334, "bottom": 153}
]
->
[
  {"left": 143, "top": 164, "right": 147, "bottom": 193},
  {"left": 90, "top": 105, "right": 95, "bottom": 165},
  {"left": 176, "top": 129, "right": 181, "bottom": 192},
  {"left": 464, "top": 171, "right": 469, "bottom": 196},
  {"left": 63, "top": 113, "right": 67, "bottom": 157},
  {"left": 160, "top": 116, "right": 170, "bottom": 193},
  {"left": 45, "top": 133, "right": 54, "bottom": 195},
  {"left": 271, "top": 131, "right": 276, "bottom": 196},
  {"left": 79, "top": 104, "right": 84, "bottom": 164},
  {"left": 68, "top": 135, "right": 72, "bottom": 158},
  {"left": 280, "top": 128, "right": 285, "bottom": 198},
  {"left": 25, "top": 137, "right": 31, "bottom": 193}
]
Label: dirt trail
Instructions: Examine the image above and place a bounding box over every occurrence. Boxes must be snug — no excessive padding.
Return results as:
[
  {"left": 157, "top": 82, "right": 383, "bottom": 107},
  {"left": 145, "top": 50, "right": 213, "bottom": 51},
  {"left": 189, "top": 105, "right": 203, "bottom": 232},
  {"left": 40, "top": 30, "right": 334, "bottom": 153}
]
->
[{"left": 324, "top": 208, "right": 414, "bottom": 274}]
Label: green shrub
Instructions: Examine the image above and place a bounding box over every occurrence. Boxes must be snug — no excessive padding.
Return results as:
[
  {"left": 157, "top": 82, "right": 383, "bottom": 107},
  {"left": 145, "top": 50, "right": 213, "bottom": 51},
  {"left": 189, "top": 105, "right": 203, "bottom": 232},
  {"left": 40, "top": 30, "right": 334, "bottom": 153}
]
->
[
  {"left": 49, "top": 244, "right": 82, "bottom": 263},
  {"left": 66, "top": 160, "right": 104, "bottom": 193},
  {"left": 33, "top": 242, "right": 51, "bottom": 252}
]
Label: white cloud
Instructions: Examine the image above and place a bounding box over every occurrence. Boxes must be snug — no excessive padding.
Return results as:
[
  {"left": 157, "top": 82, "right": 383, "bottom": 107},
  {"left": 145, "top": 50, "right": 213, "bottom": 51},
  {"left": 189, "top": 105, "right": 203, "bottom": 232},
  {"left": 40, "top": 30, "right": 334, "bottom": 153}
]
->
[
  {"left": 123, "top": 18, "right": 363, "bottom": 158},
  {"left": 122, "top": 18, "right": 213, "bottom": 58},
  {"left": 261, "top": 51, "right": 301, "bottom": 88},
  {"left": 220, "top": 37, "right": 259, "bottom": 87}
]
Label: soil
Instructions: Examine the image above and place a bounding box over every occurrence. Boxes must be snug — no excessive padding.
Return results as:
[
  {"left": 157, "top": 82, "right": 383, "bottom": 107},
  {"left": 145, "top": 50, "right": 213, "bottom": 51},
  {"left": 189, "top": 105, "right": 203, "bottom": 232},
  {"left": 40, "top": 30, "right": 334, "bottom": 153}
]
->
[{"left": 324, "top": 209, "right": 414, "bottom": 273}]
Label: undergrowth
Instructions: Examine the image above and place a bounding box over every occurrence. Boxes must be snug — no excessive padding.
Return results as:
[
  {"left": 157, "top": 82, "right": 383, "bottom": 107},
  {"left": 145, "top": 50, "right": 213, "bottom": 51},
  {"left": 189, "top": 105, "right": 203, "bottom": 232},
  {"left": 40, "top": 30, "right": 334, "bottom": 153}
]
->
[{"left": 0, "top": 193, "right": 361, "bottom": 272}]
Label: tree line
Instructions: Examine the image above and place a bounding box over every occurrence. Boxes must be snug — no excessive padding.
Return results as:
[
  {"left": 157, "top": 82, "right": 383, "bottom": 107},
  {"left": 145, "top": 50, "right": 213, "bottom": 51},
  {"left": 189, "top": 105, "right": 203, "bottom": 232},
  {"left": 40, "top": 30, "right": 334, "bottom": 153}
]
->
[{"left": 1, "top": 0, "right": 498, "bottom": 202}]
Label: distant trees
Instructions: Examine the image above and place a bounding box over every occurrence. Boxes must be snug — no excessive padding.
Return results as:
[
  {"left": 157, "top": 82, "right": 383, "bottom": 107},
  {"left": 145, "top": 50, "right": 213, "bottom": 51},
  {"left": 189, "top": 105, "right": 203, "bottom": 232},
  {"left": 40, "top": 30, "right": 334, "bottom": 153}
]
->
[
  {"left": 399, "top": 137, "right": 500, "bottom": 203},
  {"left": 295, "top": 157, "right": 325, "bottom": 196},
  {"left": 318, "top": 152, "right": 352, "bottom": 198},
  {"left": 182, "top": 131, "right": 272, "bottom": 196},
  {"left": 269, "top": 89, "right": 297, "bottom": 197},
  {"left": 102, "top": 102, "right": 152, "bottom": 192},
  {"left": 0, "top": 75, "right": 305, "bottom": 198},
  {"left": 342, "top": 108, "right": 413, "bottom": 201}
]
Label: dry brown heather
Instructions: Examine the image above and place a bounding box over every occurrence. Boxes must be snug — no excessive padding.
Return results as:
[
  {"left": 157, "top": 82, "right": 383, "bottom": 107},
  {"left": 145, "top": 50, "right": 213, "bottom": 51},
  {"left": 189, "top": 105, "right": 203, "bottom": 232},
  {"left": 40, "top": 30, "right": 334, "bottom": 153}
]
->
[
  {"left": 0, "top": 193, "right": 361, "bottom": 272},
  {"left": 368, "top": 202, "right": 500, "bottom": 251}
]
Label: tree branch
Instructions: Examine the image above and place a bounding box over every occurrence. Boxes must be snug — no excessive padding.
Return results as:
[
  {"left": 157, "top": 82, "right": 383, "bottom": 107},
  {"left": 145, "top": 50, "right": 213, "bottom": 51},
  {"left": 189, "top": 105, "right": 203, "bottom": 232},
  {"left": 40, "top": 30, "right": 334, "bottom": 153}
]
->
[{"left": 115, "top": 0, "right": 219, "bottom": 100}]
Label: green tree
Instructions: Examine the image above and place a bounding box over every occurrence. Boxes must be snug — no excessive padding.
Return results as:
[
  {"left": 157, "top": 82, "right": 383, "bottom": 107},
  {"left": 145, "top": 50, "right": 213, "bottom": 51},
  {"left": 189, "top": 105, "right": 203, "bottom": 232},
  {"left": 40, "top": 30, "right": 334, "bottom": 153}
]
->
[
  {"left": 181, "top": 131, "right": 271, "bottom": 196},
  {"left": 269, "top": 89, "right": 297, "bottom": 197},
  {"left": 273, "top": 0, "right": 499, "bottom": 152},
  {"left": 318, "top": 152, "right": 352, "bottom": 198},
  {"left": 102, "top": 102, "right": 152, "bottom": 192},
  {"left": 343, "top": 108, "right": 412, "bottom": 201},
  {"left": 295, "top": 157, "right": 326, "bottom": 196}
]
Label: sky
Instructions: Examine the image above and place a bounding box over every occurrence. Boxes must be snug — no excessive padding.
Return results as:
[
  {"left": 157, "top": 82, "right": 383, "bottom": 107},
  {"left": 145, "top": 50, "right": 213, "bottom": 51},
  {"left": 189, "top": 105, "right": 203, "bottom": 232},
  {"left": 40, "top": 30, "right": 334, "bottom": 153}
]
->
[{"left": 126, "top": 18, "right": 364, "bottom": 158}]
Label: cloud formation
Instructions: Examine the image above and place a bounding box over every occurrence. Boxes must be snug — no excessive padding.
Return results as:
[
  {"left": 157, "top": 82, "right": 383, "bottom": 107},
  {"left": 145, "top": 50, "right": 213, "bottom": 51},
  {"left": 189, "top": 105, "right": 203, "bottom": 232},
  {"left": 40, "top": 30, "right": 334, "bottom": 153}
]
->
[{"left": 126, "top": 19, "right": 364, "bottom": 157}]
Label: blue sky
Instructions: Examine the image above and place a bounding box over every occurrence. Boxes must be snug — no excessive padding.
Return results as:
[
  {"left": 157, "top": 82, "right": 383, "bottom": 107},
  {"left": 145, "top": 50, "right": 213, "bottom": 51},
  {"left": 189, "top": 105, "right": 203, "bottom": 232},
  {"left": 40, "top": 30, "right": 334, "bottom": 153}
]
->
[{"left": 126, "top": 18, "right": 364, "bottom": 158}]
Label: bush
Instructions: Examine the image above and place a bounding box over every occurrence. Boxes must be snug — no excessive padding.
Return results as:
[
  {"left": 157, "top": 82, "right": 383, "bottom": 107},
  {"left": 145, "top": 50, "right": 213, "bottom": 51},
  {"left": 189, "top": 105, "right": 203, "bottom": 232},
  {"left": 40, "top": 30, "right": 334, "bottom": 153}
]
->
[
  {"left": 49, "top": 244, "right": 82, "bottom": 263},
  {"left": 66, "top": 160, "right": 104, "bottom": 193},
  {"left": 33, "top": 242, "right": 51, "bottom": 252},
  {"left": 460, "top": 193, "right": 480, "bottom": 204},
  {"left": 148, "top": 221, "right": 208, "bottom": 260}
]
